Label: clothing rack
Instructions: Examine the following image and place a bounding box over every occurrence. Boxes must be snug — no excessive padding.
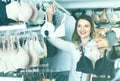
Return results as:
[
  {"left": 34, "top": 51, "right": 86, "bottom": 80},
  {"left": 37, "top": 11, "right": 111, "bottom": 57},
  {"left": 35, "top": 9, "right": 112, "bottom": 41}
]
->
[
  {"left": 53, "top": 0, "right": 71, "bottom": 15},
  {"left": 0, "top": 23, "right": 27, "bottom": 31},
  {"left": 40, "top": 0, "right": 70, "bottom": 15},
  {"left": 0, "top": 23, "right": 41, "bottom": 35},
  {"left": 20, "top": 63, "right": 49, "bottom": 73},
  {"left": 0, "top": 77, "right": 23, "bottom": 81}
]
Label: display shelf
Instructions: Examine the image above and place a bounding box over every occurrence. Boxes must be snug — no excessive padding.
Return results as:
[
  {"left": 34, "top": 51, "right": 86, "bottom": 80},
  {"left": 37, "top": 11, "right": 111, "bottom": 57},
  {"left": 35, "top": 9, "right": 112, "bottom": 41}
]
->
[
  {"left": 0, "top": 23, "right": 26, "bottom": 31},
  {"left": 57, "top": 0, "right": 120, "bottom": 9},
  {"left": 0, "top": 77, "right": 23, "bottom": 81}
]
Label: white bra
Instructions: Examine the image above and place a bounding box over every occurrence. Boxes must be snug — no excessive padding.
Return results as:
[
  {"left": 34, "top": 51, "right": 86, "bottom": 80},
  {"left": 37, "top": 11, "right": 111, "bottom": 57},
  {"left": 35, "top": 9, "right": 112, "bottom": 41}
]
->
[
  {"left": 40, "top": 13, "right": 67, "bottom": 38},
  {"left": 54, "top": 13, "right": 66, "bottom": 37}
]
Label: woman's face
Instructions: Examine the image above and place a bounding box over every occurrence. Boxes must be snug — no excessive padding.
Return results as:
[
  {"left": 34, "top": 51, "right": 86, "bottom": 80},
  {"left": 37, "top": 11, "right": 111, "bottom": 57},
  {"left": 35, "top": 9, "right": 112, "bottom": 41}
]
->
[{"left": 77, "top": 19, "right": 91, "bottom": 39}]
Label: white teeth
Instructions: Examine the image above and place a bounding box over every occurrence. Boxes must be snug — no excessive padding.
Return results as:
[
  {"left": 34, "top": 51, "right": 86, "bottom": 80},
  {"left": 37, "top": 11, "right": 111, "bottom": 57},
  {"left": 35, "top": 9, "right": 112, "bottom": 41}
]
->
[{"left": 80, "top": 31, "right": 86, "bottom": 34}]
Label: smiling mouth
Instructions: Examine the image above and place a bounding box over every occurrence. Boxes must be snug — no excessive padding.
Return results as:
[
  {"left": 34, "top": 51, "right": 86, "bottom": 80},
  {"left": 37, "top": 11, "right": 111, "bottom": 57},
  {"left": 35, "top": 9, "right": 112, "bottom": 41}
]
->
[{"left": 80, "top": 31, "right": 86, "bottom": 35}]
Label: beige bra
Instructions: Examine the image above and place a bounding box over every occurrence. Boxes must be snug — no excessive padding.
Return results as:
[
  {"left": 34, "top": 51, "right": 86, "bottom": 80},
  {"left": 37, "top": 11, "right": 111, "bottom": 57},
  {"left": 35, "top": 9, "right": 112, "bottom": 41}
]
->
[{"left": 92, "top": 9, "right": 109, "bottom": 24}]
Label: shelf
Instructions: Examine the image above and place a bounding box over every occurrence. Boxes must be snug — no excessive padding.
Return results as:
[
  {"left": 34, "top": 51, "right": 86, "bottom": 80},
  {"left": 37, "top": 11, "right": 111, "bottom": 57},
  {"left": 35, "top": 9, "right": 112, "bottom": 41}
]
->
[
  {"left": 56, "top": 0, "right": 120, "bottom": 9},
  {"left": 0, "top": 77, "right": 23, "bottom": 81},
  {"left": 0, "top": 23, "right": 26, "bottom": 31}
]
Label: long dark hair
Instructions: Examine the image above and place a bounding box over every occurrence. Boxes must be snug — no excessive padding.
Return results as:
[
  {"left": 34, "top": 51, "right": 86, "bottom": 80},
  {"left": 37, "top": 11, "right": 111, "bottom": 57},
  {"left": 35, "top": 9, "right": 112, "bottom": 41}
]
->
[{"left": 72, "top": 15, "right": 95, "bottom": 43}]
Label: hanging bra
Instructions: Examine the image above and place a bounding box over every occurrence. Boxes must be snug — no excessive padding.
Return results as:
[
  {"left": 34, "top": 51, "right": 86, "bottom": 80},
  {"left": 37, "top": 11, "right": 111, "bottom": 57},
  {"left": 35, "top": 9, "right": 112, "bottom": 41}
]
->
[
  {"left": 92, "top": 9, "right": 109, "bottom": 25},
  {"left": 40, "top": 13, "right": 67, "bottom": 38},
  {"left": 76, "top": 38, "right": 94, "bottom": 73},
  {"left": 40, "top": 21, "right": 55, "bottom": 37},
  {"left": 76, "top": 45, "right": 114, "bottom": 76}
]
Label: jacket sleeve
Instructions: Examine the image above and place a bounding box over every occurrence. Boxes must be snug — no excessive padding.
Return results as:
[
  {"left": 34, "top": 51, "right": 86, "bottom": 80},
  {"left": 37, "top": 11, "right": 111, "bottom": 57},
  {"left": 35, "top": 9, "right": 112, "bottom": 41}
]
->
[
  {"left": 41, "top": 21, "right": 74, "bottom": 52},
  {"left": 47, "top": 37, "right": 74, "bottom": 52}
]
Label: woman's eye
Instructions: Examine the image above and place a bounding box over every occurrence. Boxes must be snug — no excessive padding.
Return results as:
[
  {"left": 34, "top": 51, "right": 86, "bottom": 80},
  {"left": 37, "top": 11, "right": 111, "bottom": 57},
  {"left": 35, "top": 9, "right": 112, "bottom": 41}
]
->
[
  {"left": 77, "top": 24, "right": 89, "bottom": 28},
  {"left": 85, "top": 25, "right": 89, "bottom": 27},
  {"left": 77, "top": 25, "right": 81, "bottom": 27}
]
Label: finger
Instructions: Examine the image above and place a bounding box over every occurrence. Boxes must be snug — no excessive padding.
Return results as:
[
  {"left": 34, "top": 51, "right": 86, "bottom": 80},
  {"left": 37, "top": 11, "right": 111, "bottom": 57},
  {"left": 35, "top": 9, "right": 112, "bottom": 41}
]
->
[
  {"left": 52, "top": 2, "right": 57, "bottom": 8},
  {"left": 96, "top": 40, "right": 108, "bottom": 48},
  {"left": 96, "top": 42, "right": 104, "bottom": 48},
  {"left": 46, "top": 6, "right": 54, "bottom": 14},
  {"left": 95, "top": 38, "right": 102, "bottom": 42}
]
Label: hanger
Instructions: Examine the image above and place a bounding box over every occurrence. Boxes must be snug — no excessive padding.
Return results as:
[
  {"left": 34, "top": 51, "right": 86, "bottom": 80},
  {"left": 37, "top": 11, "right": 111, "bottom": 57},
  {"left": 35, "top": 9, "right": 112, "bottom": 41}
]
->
[
  {"left": 53, "top": 0, "right": 71, "bottom": 15},
  {"left": 41, "top": 0, "right": 70, "bottom": 15}
]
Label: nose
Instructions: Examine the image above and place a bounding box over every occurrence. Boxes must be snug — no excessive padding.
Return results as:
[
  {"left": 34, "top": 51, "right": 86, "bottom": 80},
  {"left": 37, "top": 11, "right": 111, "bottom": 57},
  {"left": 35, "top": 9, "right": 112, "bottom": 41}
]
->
[{"left": 80, "top": 26, "right": 84, "bottom": 30}]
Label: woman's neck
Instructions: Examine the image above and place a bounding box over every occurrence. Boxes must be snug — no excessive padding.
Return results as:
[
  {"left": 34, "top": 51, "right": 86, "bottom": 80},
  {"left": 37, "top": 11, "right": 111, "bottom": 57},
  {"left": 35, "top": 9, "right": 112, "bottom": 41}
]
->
[{"left": 81, "top": 37, "right": 91, "bottom": 43}]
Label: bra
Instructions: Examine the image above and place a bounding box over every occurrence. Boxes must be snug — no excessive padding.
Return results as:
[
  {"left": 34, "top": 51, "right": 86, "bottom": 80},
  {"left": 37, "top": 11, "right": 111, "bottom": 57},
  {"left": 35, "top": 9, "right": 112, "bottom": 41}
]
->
[
  {"left": 0, "top": 1, "right": 11, "bottom": 25},
  {"left": 92, "top": 9, "right": 109, "bottom": 25},
  {"left": 40, "top": 13, "right": 66, "bottom": 38},
  {"left": 40, "top": 21, "right": 55, "bottom": 37},
  {"left": 76, "top": 47, "right": 114, "bottom": 76}
]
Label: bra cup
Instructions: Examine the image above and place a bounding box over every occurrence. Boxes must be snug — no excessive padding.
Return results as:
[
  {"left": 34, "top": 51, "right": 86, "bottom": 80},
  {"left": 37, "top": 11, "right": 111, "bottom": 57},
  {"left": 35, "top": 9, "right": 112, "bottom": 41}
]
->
[
  {"left": 94, "top": 49, "right": 114, "bottom": 76},
  {"left": 76, "top": 55, "right": 94, "bottom": 74},
  {"left": 54, "top": 21, "right": 65, "bottom": 37},
  {"left": 41, "top": 21, "right": 55, "bottom": 37},
  {"left": 95, "top": 56, "right": 114, "bottom": 76},
  {"left": 54, "top": 13, "right": 66, "bottom": 37},
  {"left": 109, "top": 46, "right": 120, "bottom": 60},
  {"left": 94, "top": 57, "right": 105, "bottom": 76}
]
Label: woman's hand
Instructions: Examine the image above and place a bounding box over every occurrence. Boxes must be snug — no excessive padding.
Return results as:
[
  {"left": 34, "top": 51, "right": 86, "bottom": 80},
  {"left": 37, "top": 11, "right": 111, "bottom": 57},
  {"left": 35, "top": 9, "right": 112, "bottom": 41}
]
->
[
  {"left": 46, "top": 3, "right": 56, "bottom": 23},
  {"left": 95, "top": 38, "right": 109, "bottom": 48}
]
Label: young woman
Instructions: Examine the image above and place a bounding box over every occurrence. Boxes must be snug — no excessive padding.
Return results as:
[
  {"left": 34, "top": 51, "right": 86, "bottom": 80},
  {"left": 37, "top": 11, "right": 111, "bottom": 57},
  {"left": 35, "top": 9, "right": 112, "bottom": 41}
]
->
[{"left": 43, "top": 5, "right": 109, "bottom": 81}]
